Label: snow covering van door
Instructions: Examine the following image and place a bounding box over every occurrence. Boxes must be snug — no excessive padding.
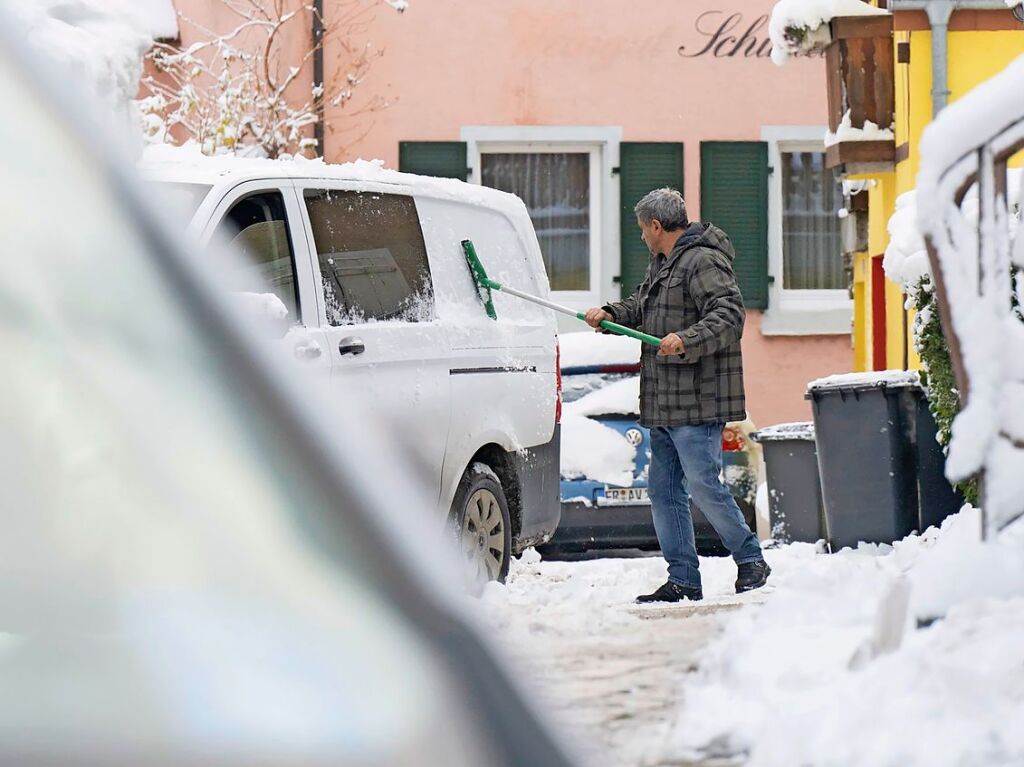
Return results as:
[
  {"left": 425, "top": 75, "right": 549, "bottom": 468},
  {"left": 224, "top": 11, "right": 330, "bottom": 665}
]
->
[
  {"left": 415, "top": 196, "right": 557, "bottom": 505},
  {"left": 201, "top": 179, "right": 333, "bottom": 379},
  {"left": 296, "top": 184, "right": 452, "bottom": 505}
]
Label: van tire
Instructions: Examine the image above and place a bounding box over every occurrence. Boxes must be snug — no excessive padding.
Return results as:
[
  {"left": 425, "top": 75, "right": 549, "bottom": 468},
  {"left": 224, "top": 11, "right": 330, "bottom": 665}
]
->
[{"left": 450, "top": 462, "right": 512, "bottom": 584}]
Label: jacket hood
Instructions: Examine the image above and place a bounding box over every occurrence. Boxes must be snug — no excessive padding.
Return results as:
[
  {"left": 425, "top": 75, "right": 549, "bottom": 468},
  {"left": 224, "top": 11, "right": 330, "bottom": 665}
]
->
[{"left": 671, "top": 221, "right": 736, "bottom": 262}]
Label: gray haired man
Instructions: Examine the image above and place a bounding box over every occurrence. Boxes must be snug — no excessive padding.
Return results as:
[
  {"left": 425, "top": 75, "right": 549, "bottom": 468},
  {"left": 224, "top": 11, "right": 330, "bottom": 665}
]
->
[{"left": 584, "top": 188, "right": 770, "bottom": 603}]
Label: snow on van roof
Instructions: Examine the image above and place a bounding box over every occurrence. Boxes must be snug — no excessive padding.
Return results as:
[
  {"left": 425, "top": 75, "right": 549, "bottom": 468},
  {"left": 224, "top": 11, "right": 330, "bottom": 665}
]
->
[
  {"left": 138, "top": 143, "right": 529, "bottom": 216},
  {"left": 559, "top": 331, "right": 641, "bottom": 369}
]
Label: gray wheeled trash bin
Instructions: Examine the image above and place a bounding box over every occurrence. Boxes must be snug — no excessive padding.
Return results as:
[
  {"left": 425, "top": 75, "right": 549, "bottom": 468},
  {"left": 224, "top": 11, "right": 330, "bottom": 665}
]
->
[
  {"left": 806, "top": 372, "right": 922, "bottom": 551},
  {"left": 751, "top": 423, "right": 827, "bottom": 545},
  {"left": 915, "top": 395, "right": 965, "bottom": 531}
]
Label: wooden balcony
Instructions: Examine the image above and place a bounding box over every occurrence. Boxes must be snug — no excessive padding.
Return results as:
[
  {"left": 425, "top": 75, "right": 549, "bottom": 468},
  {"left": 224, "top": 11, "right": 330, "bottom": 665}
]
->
[{"left": 825, "top": 15, "right": 895, "bottom": 173}]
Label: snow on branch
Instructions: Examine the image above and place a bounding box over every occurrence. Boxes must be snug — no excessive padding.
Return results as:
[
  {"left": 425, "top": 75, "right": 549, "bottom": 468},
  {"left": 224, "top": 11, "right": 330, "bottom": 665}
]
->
[
  {"left": 768, "top": 0, "right": 888, "bottom": 65},
  {"left": 138, "top": 0, "right": 406, "bottom": 158}
]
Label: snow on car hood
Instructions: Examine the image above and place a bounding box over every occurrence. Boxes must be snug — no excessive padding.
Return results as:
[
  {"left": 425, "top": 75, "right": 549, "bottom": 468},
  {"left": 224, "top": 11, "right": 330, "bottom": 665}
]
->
[
  {"left": 560, "top": 414, "right": 636, "bottom": 487},
  {"left": 559, "top": 331, "right": 640, "bottom": 369},
  {"left": 564, "top": 376, "right": 640, "bottom": 418}
]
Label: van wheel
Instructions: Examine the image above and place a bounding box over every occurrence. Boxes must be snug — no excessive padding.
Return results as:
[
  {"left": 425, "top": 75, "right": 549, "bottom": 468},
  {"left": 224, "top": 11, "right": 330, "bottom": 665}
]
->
[{"left": 450, "top": 463, "right": 512, "bottom": 584}]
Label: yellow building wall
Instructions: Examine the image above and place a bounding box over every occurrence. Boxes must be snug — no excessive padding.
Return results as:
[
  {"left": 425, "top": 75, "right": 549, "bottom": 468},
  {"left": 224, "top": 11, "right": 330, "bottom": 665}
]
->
[{"left": 870, "top": 26, "right": 1024, "bottom": 371}]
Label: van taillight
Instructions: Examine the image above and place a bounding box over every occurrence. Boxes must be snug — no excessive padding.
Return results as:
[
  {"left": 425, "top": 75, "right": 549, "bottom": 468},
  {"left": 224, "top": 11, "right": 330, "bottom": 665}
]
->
[
  {"left": 555, "top": 338, "right": 562, "bottom": 425},
  {"left": 722, "top": 426, "right": 744, "bottom": 452}
]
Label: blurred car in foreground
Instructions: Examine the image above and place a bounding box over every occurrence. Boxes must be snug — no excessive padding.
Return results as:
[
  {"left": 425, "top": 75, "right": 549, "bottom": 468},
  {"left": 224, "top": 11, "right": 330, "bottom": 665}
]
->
[
  {"left": 539, "top": 333, "right": 762, "bottom": 556},
  {"left": 0, "top": 23, "right": 573, "bottom": 767}
]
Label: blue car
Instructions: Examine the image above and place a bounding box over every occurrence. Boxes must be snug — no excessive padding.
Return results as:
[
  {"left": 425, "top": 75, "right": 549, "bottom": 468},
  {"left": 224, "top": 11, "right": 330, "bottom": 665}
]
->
[{"left": 540, "top": 334, "right": 761, "bottom": 556}]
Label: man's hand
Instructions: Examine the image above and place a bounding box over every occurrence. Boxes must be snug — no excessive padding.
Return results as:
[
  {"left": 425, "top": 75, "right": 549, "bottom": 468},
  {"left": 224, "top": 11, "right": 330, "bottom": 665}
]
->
[
  {"left": 658, "top": 332, "right": 685, "bottom": 356},
  {"left": 584, "top": 307, "right": 613, "bottom": 331}
]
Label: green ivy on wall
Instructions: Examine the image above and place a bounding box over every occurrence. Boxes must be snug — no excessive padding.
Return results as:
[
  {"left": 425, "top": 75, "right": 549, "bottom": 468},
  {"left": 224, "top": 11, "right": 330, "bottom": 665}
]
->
[{"left": 912, "top": 278, "right": 980, "bottom": 506}]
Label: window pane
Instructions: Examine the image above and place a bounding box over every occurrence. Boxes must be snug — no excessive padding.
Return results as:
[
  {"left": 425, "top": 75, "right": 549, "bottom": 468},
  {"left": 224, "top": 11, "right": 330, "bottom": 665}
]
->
[
  {"left": 304, "top": 190, "right": 434, "bottom": 324},
  {"left": 219, "top": 191, "right": 299, "bottom": 321},
  {"left": 781, "top": 151, "right": 844, "bottom": 290},
  {"left": 481, "top": 153, "right": 590, "bottom": 291}
]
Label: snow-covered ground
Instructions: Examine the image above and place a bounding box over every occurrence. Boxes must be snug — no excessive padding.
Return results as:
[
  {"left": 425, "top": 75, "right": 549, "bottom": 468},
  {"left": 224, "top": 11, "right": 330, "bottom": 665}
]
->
[{"left": 481, "top": 508, "right": 1024, "bottom": 767}]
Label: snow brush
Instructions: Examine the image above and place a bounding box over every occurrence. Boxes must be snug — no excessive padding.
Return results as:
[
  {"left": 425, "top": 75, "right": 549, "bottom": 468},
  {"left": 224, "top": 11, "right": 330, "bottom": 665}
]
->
[{"left": 461, "top": 239, "right": 661, "bottom": 347}]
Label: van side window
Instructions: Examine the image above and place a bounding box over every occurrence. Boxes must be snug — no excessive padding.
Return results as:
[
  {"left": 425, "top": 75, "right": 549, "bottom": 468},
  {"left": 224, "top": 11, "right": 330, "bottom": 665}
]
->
[
  {"left": 218, "top": 191, "right": 299, "bottom": 322},
  {"left": 303, "top": 189, "right": 434, "bottom": 325}
]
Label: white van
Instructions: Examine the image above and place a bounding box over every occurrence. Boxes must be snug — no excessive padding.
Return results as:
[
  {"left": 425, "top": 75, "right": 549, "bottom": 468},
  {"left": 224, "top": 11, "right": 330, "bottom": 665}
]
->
[{"left": 140, "top": 151, "right": 561, "bottom": 581}]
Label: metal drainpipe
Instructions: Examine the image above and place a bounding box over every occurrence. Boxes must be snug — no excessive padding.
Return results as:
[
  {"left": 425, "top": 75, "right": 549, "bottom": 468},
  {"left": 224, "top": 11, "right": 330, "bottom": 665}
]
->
[
  {"left": 925, "top": 1, "right": 955, "bottom": 116},
  {"left": 890, "top": 0, "right": 1011, "bottom": 116},
  {"left": 312, "top": 0, "right": 325, "bottom": 157}
]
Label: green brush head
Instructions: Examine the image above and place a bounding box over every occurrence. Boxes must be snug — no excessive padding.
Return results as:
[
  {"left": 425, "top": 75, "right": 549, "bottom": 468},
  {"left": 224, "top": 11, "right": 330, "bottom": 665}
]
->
[{"left": 461, "top": 239, "right": 498, "bottom": 320}]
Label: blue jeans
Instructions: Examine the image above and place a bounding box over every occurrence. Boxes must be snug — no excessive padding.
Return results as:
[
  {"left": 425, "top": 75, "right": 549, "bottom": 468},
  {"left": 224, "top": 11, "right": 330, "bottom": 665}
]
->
[{"left": 648, "top": 423, "right": 762, "bottom": 588}]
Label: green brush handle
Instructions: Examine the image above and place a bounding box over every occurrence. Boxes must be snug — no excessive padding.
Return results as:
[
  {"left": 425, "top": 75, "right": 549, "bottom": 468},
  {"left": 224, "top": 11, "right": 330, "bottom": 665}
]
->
[{"left": 576, "top": 313, "right": 662, "bottom": 347}]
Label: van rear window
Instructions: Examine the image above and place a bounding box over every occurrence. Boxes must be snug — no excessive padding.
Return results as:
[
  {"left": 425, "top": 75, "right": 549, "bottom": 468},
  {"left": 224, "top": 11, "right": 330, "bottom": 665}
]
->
[{"left": 304, "top": 190, "right": 434, "bottom": 325}]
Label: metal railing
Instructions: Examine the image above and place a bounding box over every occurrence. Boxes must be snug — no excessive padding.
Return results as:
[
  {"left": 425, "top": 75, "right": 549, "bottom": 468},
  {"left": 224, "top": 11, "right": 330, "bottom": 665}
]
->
[{"left": 918, "top": 60, "right": 1024, "bottom": 536}]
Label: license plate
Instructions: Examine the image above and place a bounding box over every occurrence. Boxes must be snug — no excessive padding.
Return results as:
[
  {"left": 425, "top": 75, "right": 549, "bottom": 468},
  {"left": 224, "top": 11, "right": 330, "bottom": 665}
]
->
[{"left": 602, "top": 486, "right": 649, "bottom": 505}]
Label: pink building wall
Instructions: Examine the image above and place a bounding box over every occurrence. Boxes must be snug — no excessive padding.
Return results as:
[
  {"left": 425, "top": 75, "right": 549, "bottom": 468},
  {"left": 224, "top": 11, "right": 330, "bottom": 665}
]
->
[{"left": 166, "top": 0, "right": 855, "bottom": 427}]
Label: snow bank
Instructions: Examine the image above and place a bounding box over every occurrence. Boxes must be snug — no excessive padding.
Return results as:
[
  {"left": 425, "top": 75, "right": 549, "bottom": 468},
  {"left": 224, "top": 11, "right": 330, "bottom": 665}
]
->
[
  {"left": 564, "top": 376, "right": 640, "bottom": 418},
  {"left": 560, "top": 414, "right": 636, "bottom": 486},
  {"left": 825, "top": 110, "right": 895, "bottom": 147},
  {"left": 769, "top": 0, "right": 889, "bottom": 65},
  {"left": 558, "top": 331, "right": 641, "bottom": 369},
  {"left": 664, "top": 507, "right": 1024, "bottom": 766},
  {"left": 807, "top": 369, "right": 922, "bottom": 391}
]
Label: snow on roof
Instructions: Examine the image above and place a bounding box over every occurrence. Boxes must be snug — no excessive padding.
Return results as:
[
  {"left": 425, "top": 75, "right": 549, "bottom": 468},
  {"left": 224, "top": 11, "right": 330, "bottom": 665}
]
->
[
  {"left": 769, "top": 0, "right": 889, "bottom": 65},
  {"left": 139, "top": 143, "right": 530, "bottom": 216},
  {"left": 558, "top": 331, "right": 641, "bottom": 369},
  {"left": 752, "top": 422, "right": 815, "bottom": 442},
  {"left": 560, "top": 414, "right": 637, "bottom": 487},
  {"left": 565, "top": 376, "right": 640, "bottom": 418},
  {"left": 807, "top": 370, "right": 922, "bottom": 392}
]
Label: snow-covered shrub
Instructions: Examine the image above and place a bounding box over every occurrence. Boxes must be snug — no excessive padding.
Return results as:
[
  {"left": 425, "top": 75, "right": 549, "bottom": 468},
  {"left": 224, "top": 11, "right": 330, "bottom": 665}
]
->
[{"left": 138, "top": 0, "right": 406, "bottom": 158}]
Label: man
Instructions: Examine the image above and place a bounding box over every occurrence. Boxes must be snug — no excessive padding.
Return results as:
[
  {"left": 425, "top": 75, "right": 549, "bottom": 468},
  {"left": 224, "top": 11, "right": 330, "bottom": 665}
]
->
[{"left": 585, "top": 188, "right": 770, "bottom": 603}]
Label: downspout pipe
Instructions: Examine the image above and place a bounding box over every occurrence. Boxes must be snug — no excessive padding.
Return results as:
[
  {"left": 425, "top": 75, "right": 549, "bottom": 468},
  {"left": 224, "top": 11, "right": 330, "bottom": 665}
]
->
[
  {"left": 890, "top": 0, "right": 1012, "bottom": 116},
  {"left": 312, "top": 0, "right": 325, "bottom": 157}
]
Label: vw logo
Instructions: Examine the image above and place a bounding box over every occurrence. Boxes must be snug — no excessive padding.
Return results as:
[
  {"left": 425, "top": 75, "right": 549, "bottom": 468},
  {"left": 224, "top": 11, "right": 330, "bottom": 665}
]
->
[{"left": 625, "top": 428, "right": 643, "bottom": 446}]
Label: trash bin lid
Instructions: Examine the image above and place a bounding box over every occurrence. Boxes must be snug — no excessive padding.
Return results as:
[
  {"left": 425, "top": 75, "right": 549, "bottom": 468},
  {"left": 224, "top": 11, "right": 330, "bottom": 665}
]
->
[
  {"left": 806, "top": 370, "right": 922, "bottom": 395},
  {"left": 751, "top": 422, "right": 815, "bottom": 442}
]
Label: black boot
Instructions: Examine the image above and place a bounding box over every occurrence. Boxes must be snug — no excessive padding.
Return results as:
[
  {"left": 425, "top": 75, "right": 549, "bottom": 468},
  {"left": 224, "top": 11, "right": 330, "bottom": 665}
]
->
[
  {"left": 636, "top": 581, "right": 703, "bottom": 604},
  {"left": 735, "top": 559, "right": 771, "bottom": 593}
]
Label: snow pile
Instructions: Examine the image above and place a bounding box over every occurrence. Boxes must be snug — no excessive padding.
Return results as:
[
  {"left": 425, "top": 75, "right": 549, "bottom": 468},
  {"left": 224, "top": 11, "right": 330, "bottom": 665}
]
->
[
  {"left": 807, "top": 369, "right": 921, "bottom": 391},
  {"left": 916, "top": 53, "right": 1024, "bottom": 533},
  {"left": 558, "top": 331, "right": 641, "bottom": 369},
  {"left": 560, "top": 414, "right": 636, "bottom": 486},
  {"left": 885, "top": 171, "right": 1021, "bottom": 296},
  {"left": 825, "top": 109, "right": 895, "bottom": 147},
  {"left": 9, "top": 0, "right": 176, "bottom": 142},
  {"left": 769, "top": 0, "right": 889, "bottom": 65},
  {"left": 664, "top": 508, "right": 1024, "bottom": 766},
  {"left": 564, "top": 376, "right": 640, "bottom": 418}
]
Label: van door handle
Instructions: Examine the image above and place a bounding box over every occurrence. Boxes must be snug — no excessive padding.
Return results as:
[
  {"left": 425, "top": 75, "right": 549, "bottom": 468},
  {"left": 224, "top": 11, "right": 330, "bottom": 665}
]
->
[{"left": 338, "top": 337, "right": 365, "bottom": 356}]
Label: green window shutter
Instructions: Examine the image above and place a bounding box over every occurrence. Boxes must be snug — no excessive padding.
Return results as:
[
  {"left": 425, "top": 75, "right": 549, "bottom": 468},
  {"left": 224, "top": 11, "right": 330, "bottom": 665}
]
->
[
  {"left": 699, "top": 142, "right": 769, "bottom": 310},
  {"left": 398, "top": 141, "right": 469, "bottom": 181},
  {"left": 618, "top": 142, "right": 684, "bottom": 298}
]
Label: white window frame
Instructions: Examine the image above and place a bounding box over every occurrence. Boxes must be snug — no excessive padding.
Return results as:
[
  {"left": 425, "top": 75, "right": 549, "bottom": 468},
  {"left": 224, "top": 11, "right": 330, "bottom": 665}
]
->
[
  {"left": 461, "top": 126, "right": 622, "bottom": 315},
  {"left": 761, "top": 125, "right": 853, "bottom": 336}
]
